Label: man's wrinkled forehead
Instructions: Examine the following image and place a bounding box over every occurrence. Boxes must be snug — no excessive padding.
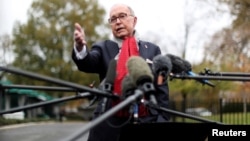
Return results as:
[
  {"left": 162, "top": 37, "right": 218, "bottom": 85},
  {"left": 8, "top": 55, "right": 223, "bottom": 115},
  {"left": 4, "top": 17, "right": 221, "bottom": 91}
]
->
[{"left": 109, "top": 4, "right": 130, "bottom": 17}]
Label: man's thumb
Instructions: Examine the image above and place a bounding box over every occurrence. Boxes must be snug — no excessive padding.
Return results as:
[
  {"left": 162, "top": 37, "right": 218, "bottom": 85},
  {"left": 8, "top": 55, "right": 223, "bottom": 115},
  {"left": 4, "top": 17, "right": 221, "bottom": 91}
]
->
[{"left": 75, "top": 23, "right": 83, "bottom": 32}]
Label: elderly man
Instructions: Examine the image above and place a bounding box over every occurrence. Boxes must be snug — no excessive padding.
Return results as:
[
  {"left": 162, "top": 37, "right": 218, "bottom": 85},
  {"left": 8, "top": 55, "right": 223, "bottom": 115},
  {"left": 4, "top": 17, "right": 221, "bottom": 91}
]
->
[{"left": 72, "top": 3, "right": 170, "bottom": 141}]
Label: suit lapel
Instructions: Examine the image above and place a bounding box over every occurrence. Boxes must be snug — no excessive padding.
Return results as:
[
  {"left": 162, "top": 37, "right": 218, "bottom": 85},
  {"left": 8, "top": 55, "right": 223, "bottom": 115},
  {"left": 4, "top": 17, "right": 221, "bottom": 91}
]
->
[
  {"left": 105, "top": 40, "right": 120, "bottom": 59},
  {"left": 105, "top": 40, "right": 150, "bottom": 61},
  {"left": 138, "top": 41, "right": 148, "bottom": 60}
]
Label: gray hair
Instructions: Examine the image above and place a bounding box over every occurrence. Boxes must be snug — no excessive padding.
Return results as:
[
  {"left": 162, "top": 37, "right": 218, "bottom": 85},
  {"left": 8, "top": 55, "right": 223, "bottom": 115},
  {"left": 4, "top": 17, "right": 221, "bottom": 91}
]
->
[{"left": 127, "top": 6, "right": 135, "bottom": 16}]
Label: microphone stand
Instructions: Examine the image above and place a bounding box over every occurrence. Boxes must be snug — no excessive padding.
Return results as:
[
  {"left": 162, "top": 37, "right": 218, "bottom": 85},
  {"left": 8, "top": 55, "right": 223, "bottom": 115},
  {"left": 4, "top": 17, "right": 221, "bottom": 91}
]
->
[
  {"left": 0, "top": 92, "right": 91, "bottom": 115},
  {"left": 62, "top": 89, "right": 144, "bottom": 141},
  {"left": 63, "top": 90, "right": 224, "bottom": 141},
  {"left": 0, "top": 66, "right": 119, "bottom": 115},
  {"left": 200, "top": 68, "right": 250, "bottom": 77},
  {"left": 144, "top": 101, "right": 224, "bottom": 125},
  {"left": 170, "top": 73, "right": 250, "bottom": 82},
  {"left": 0, "top": 66, "right": 117, "bottom": 99},
  {"left": 167, "top": 69, "right": 250, "bottom": 123},
  {"left": 1, "top": 84, "right": 76, "bottom": 92}
]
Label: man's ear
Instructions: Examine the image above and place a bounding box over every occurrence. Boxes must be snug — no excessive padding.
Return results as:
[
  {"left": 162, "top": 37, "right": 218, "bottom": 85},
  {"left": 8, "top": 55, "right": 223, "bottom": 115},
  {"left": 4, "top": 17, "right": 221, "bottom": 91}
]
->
[{"left": 133, "top": 17, "right": 137, "bottom": 26}]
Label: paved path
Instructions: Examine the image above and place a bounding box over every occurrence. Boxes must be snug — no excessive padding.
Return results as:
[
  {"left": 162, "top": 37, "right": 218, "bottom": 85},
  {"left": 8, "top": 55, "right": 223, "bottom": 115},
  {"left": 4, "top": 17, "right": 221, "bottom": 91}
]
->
[{"left": 0, "top": 121, "right": 89, "bottom": 141}]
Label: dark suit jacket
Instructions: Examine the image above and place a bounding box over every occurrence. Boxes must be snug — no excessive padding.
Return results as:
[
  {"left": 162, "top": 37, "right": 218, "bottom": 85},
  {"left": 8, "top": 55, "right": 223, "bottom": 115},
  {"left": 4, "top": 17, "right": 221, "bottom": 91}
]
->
[
  {"left": 72, "top": 39, "right": 170, "bottom": 141},
  {"left": 72, "top": 39, "right": 170, "bottom": 120},
  {"left": 72, "top": 40, "right": 161, "bottom": 80}
]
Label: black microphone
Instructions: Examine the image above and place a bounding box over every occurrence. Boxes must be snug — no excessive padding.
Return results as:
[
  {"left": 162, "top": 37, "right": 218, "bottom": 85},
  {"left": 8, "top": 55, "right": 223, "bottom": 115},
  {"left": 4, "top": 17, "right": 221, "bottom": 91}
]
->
[
  {"left": 121, "top": 75, "right": 136, "bottom": 99},
  {"left": 152, "top": 54, "right": 172, "bottom": 84},
  {"left": 126, "top": 56, "right": 157, "bottom": 104},
  {"left": 121, "top": 75, "right": 139, "bottom": 122},
  {"left": 166, "top": 54, "right": 191, "bottom": 74},
  {"left": 166, "top": 54, "right": 215, "bottom": 87},
  {"left": 100, "top": 59, "right": 117, "bottom": 113}
]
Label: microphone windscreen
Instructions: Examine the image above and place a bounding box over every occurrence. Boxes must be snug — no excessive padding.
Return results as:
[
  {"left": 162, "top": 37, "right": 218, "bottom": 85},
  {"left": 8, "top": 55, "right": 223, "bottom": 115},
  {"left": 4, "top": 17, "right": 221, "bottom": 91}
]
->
[
  {"left": 105, "top": 59, "right": 117, "bottom": 84},
  {"left": 121, "top": 76, "right": 136, "bottom": 96},
  {"left": 126, "top": 56, "right": 154, "bottom": 85},
  {"left": 152, "top": 54, "right": 172, "bottom": 75},
  {"left": 166, "top": 54, "right": 192, "bottom": 73}
]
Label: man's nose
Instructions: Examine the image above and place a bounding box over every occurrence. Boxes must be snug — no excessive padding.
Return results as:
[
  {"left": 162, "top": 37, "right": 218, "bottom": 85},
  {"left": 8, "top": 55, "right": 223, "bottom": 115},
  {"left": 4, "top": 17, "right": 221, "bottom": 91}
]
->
[{"left": 115, "top": 18, "right": 122, "bottom": 24}]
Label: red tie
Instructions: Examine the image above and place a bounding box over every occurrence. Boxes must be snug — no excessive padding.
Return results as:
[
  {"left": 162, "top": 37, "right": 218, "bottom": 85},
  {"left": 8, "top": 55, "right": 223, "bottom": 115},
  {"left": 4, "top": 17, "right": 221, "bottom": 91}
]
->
[{"left": 113, "top": 37, "right": 139, "bottom": 95}]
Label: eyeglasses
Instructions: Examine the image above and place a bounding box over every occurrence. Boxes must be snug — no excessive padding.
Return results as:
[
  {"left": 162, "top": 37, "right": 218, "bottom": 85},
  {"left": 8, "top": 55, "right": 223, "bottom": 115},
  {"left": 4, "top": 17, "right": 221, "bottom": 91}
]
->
[{"left": 108, "top": 13, "right": 133, "bottom": 24}]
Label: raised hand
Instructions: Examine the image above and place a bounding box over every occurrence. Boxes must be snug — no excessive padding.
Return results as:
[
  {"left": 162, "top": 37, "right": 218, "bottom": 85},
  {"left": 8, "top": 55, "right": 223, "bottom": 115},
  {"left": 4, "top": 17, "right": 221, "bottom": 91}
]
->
[{"left": 74, "top": 23, "right": 86, "bottom": 51}]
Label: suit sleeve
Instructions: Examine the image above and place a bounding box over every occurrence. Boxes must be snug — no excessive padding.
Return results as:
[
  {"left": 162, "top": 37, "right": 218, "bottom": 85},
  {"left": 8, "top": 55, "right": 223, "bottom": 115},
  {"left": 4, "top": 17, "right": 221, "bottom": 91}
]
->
[{"left": 72, "top": 42, "right": 104, "bottom": 73}]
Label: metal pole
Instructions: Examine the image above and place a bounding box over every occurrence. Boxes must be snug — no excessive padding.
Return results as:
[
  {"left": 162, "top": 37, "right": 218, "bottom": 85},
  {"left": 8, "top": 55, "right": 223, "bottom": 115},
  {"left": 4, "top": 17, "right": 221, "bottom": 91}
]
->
[{"left": 0, "top": 92, "right": 91, "bottom": 115}]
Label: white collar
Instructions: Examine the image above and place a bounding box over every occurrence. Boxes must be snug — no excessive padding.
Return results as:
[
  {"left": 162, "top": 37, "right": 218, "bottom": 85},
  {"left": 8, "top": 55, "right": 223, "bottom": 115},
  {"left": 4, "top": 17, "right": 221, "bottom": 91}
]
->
[{"left": 112, "top": 30, "right": 140, "bottom": 48}]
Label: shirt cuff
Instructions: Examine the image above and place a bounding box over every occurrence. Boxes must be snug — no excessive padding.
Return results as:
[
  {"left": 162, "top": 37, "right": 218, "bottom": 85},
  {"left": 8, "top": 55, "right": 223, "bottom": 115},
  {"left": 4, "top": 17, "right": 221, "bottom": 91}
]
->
[{"left": 73, "top": 44, "right": 87, "bottom": 60}]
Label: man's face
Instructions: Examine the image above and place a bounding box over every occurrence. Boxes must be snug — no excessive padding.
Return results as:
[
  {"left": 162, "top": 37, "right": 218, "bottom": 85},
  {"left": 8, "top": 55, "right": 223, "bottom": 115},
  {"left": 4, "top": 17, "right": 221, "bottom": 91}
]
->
[{"left": 109, "top": 4, "right": 137, "bottom": 39}]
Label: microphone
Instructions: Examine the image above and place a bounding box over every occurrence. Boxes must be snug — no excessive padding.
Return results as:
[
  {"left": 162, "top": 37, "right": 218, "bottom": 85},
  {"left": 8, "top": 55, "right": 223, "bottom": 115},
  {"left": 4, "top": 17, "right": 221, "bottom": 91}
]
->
[
  {"left": 166, "top": 54, "right": 191, "bottom": 73},
  {"left": 126, "top": 56, "right": 157, "bottom": 104},
  {"left": 166, "top": 54, "right": 215, "bottom": 87},
  {"left": 121, "top": 76, "right": 139, "bottom": 122},
  {"left": 100, "top": 59, "right": 117, "bottom": 113},
  {"left": 121, "top": 76, "right": 136, "bottom": 99},
  {"left": 152, "top": 54, "right": 172, "bottom": 85}
]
